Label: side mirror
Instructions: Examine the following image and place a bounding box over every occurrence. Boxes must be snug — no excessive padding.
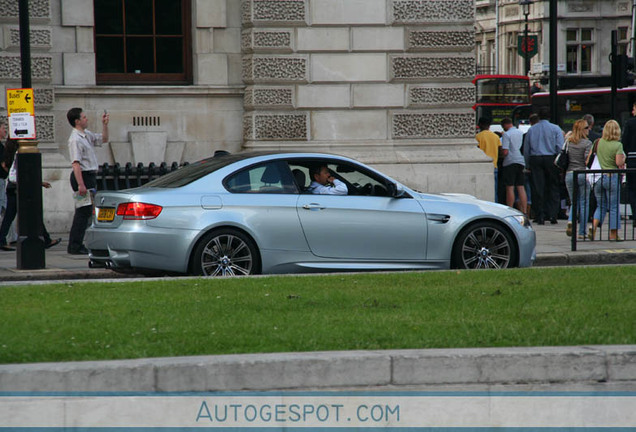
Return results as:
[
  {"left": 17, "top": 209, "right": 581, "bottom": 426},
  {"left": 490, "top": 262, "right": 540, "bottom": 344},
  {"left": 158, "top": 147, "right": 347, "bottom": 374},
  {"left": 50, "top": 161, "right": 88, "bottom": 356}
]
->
[{"left": 387, "top": 182, "right": 406, "bottom": 198}]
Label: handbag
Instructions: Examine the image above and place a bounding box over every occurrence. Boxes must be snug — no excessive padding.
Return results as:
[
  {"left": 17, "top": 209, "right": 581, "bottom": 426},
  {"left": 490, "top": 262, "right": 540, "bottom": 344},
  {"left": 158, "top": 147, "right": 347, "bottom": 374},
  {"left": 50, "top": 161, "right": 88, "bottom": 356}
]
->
[
  {"left": 586, "top": 138, "right": 600, "bottom": 169},
  {"left": 586, "top": 152, "right": 602, "bottom": 186},
  {"left": 554, "top": 141, "right": 569, "bottom": 171}
]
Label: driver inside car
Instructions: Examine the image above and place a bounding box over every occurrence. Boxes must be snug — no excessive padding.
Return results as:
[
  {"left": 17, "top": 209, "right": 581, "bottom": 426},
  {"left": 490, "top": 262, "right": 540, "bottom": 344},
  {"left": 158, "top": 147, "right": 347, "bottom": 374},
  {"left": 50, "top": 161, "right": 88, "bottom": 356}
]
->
[{"left": 307, "top": 165, "right": 348, "bottom": 195}]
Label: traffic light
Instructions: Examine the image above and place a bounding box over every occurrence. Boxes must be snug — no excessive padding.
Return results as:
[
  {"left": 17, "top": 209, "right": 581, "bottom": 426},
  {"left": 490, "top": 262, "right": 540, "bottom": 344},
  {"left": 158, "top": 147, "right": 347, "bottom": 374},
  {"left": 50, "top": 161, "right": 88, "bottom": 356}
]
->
[{"left": 616, "top": 54, "right": 635, "bottom": 88}]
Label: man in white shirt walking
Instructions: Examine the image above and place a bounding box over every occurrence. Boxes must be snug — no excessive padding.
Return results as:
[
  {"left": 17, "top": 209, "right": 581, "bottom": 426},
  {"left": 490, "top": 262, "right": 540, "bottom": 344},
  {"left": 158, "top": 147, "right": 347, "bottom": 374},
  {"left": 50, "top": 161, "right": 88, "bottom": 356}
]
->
[
  {"left": 66, "top": 107, "right": 109, "bottom": 254},
  {"left": 500, "top": 117, "right": 528, "bottom": 215}
]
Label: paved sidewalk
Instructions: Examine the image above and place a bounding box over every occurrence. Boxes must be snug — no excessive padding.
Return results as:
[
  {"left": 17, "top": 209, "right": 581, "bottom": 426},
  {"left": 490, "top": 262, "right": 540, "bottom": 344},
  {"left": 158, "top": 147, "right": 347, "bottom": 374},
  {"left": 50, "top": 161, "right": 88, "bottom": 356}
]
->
[
  {"left": 532, "top": 218, "right": 636, "bottom": 266},
  {"left": 0, "top": 221, "right": 634, "bottom": 283}
]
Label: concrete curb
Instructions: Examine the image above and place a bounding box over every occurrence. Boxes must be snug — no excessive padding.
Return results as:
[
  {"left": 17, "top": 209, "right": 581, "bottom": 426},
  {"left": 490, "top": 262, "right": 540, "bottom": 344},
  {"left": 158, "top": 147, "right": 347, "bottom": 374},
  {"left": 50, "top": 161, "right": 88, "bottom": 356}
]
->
[
  {"left": 1, "top": 250, "right": 634, "bottom": 284},
  {"left": 1, "top": 345, "right": 634, "bottom": 392},
  {"left": 0, "top": 269, "right": 131, "bottom": 283},
  {"left": 534, "top": 250, "right": 636, "bottom": 267}
]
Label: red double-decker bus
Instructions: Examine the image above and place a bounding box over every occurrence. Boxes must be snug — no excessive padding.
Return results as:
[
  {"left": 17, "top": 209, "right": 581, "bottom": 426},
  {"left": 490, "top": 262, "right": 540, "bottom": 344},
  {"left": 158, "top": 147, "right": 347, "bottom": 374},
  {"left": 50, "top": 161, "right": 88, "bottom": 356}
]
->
[{"left": 472, "top": 74, "right": 531, "bottom": 132}]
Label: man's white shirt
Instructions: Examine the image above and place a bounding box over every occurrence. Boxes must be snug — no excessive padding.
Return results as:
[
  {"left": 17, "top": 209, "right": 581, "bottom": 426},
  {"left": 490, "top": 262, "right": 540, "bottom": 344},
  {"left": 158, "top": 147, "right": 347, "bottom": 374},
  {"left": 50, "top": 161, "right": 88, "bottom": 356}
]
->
[
  {"left": 68, "top": 128, "right": 103, "bottom": 171},
  {"left": 308, "top": 179, "right": 348, "bottom": 195}
]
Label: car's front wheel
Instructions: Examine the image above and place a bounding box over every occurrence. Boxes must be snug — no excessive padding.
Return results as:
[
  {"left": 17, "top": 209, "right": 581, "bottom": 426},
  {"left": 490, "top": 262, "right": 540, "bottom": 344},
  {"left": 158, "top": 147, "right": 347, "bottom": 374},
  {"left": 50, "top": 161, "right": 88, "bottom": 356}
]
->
[
  {"left": 452, "top": 221, "right": 516, "bottom": 269},
  {"left": 192, "top": 228, "right": 260, "bottom": 276}
]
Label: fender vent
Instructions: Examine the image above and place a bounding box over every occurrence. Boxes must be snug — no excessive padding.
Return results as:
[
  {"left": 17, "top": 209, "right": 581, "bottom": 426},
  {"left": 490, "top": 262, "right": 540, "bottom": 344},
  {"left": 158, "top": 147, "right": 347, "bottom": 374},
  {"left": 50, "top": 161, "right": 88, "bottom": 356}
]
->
[{"left": 428, "top": 214, "right": 451, "bottom": 223}]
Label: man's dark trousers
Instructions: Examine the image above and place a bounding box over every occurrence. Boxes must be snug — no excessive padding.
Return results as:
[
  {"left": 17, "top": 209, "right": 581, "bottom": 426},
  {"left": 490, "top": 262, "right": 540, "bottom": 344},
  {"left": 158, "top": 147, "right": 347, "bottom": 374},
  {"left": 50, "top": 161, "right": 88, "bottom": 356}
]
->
[
  {"left": 68, "top": 170, "right": 96, "bottom": 252},
  {"left": 529, "top": 155, "right": 560, "bottom": 222},
  {"left": 627, "top": 155, "right": 636, "bottom": 220}
]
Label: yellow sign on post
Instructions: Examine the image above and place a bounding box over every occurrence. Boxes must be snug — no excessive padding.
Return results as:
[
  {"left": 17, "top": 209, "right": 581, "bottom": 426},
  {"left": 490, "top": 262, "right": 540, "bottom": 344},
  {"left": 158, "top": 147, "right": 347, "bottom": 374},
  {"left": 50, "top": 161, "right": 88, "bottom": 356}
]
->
[{"left": 6, "top": 88, "right": 36, "bottom": 139}]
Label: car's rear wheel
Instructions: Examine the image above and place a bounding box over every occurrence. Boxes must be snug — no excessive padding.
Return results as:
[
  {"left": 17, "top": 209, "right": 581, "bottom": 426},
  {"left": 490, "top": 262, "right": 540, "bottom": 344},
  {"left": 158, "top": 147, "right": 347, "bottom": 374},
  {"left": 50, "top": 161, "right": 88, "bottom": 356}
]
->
[
  {"left": 452, "top": 221, "right": 516, "bottom": 269},
  {"left": 192, "top": 228, "right": 260, "bottom": 276}
]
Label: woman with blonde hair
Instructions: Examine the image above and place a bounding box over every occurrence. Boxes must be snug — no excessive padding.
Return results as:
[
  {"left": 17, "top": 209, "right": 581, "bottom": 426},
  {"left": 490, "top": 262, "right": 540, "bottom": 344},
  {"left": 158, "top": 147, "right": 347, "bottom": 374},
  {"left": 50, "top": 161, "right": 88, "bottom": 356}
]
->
[
  {"left": 564, "top": 119, "right": 593, "bottom": 239},
  {"left": 588, "top": 119, "right": 626, "bottom": 241}
]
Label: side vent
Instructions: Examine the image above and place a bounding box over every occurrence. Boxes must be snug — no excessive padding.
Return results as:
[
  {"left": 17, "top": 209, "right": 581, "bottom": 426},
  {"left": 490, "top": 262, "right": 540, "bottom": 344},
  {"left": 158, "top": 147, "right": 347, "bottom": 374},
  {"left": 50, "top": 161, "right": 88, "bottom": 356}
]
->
[
  {"left": 133, "top": 116, "right": 161, "bottom": 127},
  {"left": 428, "top": 214, "right": 451, "bottom": 224}
]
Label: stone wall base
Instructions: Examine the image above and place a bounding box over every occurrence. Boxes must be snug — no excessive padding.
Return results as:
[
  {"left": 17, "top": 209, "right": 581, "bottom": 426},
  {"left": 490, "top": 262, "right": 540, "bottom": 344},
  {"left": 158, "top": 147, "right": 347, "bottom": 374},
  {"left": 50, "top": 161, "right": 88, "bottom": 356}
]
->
[{"left": 0, "top": 346, "right": 634, "bottom": 392}]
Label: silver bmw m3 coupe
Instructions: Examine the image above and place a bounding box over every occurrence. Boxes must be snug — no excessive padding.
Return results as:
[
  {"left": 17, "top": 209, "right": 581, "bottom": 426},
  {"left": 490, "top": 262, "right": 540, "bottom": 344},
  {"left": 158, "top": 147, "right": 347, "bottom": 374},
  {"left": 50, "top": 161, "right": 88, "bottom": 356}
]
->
[{"left": 86, "top": 152, "right": 536, "bottom": 276}]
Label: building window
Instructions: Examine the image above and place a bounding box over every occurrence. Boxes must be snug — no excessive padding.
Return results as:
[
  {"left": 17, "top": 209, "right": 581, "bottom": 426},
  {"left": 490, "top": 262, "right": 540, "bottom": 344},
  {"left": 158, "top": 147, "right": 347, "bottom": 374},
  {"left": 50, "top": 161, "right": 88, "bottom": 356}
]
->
[
  {"left": 566, "top": 28, "right": 593, "bottom": 74},
  {"left": 487, "top": 40, "right": 495, "bottom": 72},
  {"left": 94, "top": 0, "right": 192, "bottom": 85}
]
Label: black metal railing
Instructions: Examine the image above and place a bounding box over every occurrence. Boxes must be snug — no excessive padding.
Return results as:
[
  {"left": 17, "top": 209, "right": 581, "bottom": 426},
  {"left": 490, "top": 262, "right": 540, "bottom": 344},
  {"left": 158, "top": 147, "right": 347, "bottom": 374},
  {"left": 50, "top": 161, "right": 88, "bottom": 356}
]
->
[
  {"left": 96, "top": 161, "right": 188, "bottom": 191},
  {"left": 571, "top": 168, "right": 636, "bottom": 250}
]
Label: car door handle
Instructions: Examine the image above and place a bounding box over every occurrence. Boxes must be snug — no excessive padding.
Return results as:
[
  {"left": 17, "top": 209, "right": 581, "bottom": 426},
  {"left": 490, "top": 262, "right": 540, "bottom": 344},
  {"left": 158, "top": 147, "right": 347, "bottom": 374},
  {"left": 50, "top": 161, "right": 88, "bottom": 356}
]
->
[{"left": 303, "top": 203, "right": 326, "bottom": 210}]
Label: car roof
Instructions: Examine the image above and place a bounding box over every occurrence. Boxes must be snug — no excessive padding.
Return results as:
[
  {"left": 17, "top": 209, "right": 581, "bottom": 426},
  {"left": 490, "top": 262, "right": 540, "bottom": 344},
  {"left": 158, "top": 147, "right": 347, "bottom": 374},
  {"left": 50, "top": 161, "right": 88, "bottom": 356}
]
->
[
  {"left": 213, "top": 150, "right": 348, "bottom": 161},
  {"left": 142, "top": 151, "right": 355, "bottom": 189}
]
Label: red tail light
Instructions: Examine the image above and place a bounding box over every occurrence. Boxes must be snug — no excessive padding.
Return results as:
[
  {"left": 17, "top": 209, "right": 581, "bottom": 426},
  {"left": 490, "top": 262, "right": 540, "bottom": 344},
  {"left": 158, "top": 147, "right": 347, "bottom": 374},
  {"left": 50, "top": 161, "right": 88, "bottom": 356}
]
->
[{"left": 116, "top": 202, "right": 163, "bottom": 220}]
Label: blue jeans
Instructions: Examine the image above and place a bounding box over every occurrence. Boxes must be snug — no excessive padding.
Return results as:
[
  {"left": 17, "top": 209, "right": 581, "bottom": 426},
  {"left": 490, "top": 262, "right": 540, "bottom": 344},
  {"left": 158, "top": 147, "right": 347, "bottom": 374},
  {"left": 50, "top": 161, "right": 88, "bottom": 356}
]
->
[
  {"left": 565, "top": 171, "right": 589, "bottom": 235},
  {"left": 494, "top": 167, "right": 498, "bottom": 203},
  {"left": 0, "top": 178, "right": 6, "bottom": 211},
  {"left": 593, "top": 174, "right": 621, "bottom": 230}
]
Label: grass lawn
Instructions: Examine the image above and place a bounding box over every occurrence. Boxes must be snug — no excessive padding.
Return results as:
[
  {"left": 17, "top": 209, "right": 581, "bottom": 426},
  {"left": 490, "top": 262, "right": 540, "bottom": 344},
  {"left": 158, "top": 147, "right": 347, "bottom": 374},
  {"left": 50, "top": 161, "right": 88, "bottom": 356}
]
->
[{"left": 1, "top": 266, "right": 635, "bottom": 364}]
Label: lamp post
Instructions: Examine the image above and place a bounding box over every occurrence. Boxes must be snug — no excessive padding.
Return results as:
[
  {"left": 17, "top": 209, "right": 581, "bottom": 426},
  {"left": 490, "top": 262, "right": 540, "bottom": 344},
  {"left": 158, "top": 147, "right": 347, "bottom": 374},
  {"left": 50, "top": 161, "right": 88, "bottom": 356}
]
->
[
  {"left": 520, "top": 0, "right": 532, "bottom": 75},
  {"left": 17, "top": 0, "right": 45, "bottom": 269}
]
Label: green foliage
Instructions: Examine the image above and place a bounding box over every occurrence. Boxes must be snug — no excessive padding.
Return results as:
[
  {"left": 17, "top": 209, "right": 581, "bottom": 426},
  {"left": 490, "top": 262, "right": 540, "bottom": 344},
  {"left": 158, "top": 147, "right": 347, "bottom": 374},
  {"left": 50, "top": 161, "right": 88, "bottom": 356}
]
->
[{"left": 1, "top": 267, "right": 634, "bottom": 364}]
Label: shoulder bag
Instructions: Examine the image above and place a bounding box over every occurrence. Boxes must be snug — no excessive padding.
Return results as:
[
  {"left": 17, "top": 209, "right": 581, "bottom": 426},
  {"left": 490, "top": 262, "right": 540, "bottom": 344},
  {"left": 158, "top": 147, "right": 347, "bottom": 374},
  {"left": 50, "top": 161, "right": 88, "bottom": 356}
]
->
[
  {"left": 586, "top": 139, "right": 601, "bottom": 186},
  {"left": 586, "top": 138, "right": 600, "bottom": 169},
  {"left": 554, "top": 141, "right": 569, "bottom": 171}
]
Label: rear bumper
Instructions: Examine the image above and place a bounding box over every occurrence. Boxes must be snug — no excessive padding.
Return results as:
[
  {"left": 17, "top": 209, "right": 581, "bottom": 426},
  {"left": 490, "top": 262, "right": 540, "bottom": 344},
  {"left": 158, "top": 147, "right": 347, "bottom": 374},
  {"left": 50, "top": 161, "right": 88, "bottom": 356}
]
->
[{"left": 85, "top": 225, "right": 198, "bottom": 273}]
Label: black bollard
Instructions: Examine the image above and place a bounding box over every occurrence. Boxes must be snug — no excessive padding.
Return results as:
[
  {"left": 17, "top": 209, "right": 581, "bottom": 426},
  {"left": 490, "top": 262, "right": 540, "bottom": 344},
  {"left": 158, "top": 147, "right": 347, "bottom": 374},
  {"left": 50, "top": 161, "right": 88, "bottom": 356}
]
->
[{"left": 16, "top": 140, "right": 45, "bottom": 269}]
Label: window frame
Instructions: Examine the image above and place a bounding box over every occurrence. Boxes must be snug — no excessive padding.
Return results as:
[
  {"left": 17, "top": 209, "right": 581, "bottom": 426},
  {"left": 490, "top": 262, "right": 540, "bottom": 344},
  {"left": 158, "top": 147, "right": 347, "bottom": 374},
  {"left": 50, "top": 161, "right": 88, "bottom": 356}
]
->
[
  {"left": 566, "top": 27, "right": 594, "bottom": 74},
  {"left": 224, "top": 161, "right": 299, "bottom": 195},
  {"left": 93, "top": 0, "right": 193, "bottom": 85},
  {"left": 287, "top": 159, "right": 398, "bottom": 198},
  {"left": 506, "top": 32, "right": 518, "bottom": 74}
]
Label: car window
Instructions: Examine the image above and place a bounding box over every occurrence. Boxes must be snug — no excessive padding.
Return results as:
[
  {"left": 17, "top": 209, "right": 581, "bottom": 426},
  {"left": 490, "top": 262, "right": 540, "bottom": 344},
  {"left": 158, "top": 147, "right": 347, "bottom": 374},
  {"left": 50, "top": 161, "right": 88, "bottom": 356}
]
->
[
  {"left": 288, "top": 160, "right": 391, "bottom": 197},
  {"left": 331, "top": 163, "right": 391, "bottom": 197},
  {"left": 143, "top": 154, "right": 245, "bottom": 188},
  {"left": 225, "top": 161, "right": 298, "bottom": 194}
]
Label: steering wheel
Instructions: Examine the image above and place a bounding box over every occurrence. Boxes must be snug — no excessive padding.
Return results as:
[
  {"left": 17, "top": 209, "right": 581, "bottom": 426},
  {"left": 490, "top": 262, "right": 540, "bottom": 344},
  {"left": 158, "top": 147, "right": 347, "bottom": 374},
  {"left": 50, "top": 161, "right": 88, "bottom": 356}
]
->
[{"left": 359, "top": 183, "right": 373, "bottom": 195}]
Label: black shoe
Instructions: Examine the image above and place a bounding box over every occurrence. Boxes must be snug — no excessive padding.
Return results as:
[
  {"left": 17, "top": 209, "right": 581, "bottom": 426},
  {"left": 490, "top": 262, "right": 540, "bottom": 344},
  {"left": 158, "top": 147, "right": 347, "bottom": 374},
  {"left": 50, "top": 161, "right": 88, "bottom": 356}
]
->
[
  {"left": 535, "top": 218, "right": 545, "bottom": 225},
  {"left": 1, "top": 245, "right": 15, "bottom": 251},
  {"left": 550, "top": 218, "right": 558, "bottom": 224},
  {"left": 44, "top": 238, "right": 62, "bottom": 249},
  {"left": 67, "top": 245, "right": 89, "bottom": 255}
]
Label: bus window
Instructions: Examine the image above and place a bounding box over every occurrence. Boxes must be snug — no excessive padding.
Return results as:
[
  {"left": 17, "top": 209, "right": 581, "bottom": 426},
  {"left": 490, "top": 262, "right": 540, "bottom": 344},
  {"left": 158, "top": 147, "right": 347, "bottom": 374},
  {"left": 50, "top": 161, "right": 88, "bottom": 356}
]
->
[
  {"left": 473, "top": 75, "right": 531, "bottom": 130},
  {"left": 530, "top": 86, "right": 636, "bottom": 132}
]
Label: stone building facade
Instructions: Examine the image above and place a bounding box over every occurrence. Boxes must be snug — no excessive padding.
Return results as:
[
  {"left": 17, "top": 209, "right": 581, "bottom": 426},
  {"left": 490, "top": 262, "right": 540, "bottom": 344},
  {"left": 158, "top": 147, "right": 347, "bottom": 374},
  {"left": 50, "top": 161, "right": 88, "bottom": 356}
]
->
[
  {"left": 1, "top": 0, "right": 489, "bottom": 233},
  {"left": 475, "top": 0, "right": 633, "bottom": 79}
]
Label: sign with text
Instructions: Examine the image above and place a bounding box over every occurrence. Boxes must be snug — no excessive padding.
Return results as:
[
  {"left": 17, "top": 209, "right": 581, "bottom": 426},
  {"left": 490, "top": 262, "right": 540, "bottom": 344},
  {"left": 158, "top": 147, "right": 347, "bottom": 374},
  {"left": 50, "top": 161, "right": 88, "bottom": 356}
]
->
[
  {"left": 6, "top": 88, "right": 36, "bottom": 139},
  {"left": 7, "top": 112, "right": 36, "bottom": 139},
  {"left": 532, "top": 62, "right": 567, "bottom": 73}
]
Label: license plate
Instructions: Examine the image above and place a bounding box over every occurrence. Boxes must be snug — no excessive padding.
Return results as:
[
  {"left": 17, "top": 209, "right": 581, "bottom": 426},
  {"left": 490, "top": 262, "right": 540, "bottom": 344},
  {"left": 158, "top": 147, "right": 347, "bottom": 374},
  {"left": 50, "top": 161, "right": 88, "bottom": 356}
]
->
[{"left": 97, "top": 208, "right": 116, "bottom": 222}]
